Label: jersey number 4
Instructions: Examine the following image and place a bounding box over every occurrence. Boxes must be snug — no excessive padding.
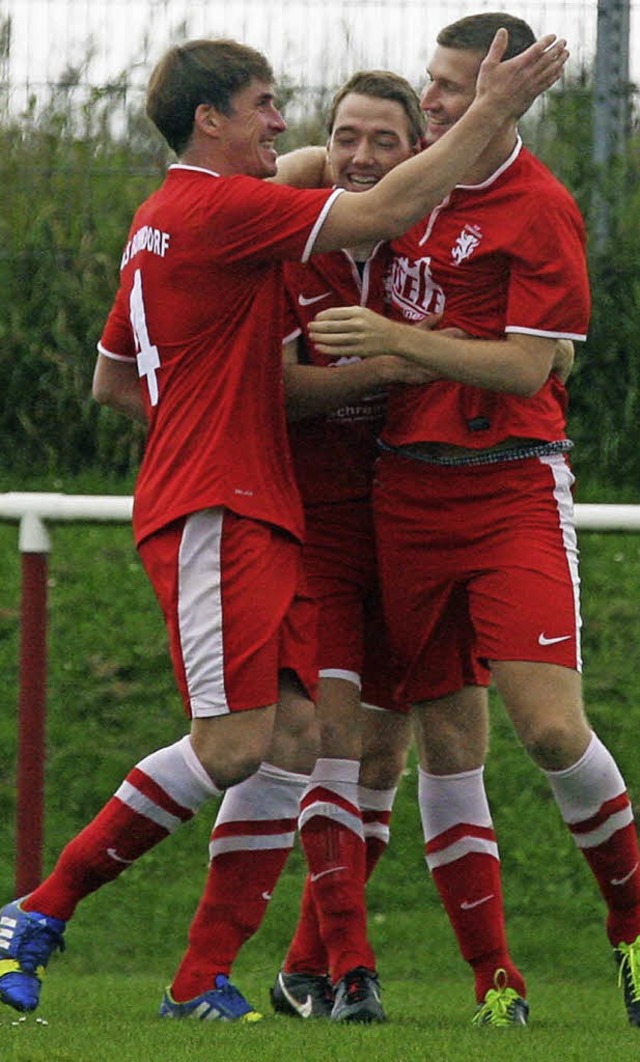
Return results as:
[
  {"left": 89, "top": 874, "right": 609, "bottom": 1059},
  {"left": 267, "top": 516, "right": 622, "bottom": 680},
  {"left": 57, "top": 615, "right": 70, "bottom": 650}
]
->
[{"left": 130, "top": 268, "right": 160, "bottom": 406}]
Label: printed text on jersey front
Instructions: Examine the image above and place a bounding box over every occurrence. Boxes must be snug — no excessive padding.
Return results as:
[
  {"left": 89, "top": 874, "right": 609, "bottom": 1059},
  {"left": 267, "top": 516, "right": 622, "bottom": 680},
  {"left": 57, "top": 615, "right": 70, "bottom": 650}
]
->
[{"left": 388, "top": 255, "right": 445, "bottom": 321}]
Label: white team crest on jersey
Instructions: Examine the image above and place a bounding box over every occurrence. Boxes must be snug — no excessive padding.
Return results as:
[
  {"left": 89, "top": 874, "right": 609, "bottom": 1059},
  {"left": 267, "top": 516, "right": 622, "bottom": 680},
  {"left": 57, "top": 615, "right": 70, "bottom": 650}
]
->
[{"left": 451, "top": 224, "right": 482, "bottom": 266}]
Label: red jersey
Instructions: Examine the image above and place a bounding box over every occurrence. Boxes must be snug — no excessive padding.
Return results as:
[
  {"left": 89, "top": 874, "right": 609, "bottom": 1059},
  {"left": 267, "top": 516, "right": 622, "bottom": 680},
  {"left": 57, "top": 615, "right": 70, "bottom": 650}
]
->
[
  {"left": 385, "top": 140, "right": 591, "bottom": 449},
  {"left": 283, "top": 243, "right": 391, "bottom": 503},
  {"left": 98, "top": 164, "right": 342, "bottom": 544}
]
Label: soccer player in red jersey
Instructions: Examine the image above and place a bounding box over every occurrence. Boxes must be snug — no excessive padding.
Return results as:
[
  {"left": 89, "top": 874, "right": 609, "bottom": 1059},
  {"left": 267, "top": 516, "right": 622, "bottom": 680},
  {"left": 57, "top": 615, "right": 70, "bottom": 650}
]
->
[
  {"left": 0, "top": 33, "right": 569, "bottom": 1022},
  {"left": 309, "top": 12, "right": 640, "bottom": 1027},
  {"left": 177, "top": 71, "right": 436, "bottom": 1024},
  {"left": 271, "top": 73, "right": 502, "bottom": 1023}
]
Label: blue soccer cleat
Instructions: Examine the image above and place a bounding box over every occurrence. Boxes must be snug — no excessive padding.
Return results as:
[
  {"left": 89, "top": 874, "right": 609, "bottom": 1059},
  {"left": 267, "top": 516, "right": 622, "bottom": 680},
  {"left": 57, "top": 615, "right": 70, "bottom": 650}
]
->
[
  {"left": 0, "top": 898, "right": 66, "bottom": 1012},
  {"left": 159, "top": 974, "right": 263, "bottom": 1022}
]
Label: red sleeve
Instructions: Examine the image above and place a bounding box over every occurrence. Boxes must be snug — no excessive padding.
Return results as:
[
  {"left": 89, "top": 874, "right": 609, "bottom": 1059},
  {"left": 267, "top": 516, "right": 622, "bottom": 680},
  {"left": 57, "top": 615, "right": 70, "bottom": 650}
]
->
[
  {"left": 207, "top": 178, "right": 342, "bottom": 265},
  {"left": 506, "top": 193, "right": 590, "bottom": 339},
  {"left": 98, "top": 282, "right": 136, "bottom": 360}
]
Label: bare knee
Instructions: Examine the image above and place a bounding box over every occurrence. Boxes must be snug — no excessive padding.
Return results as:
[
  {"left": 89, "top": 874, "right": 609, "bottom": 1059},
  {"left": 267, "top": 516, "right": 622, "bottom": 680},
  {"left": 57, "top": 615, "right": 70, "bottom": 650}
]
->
[
  {"left": 360, "top": 710, "right": 411, "bottom": 789},
  {"left": 317, "top": 677, "right": 363, "bottom": 760},
  {"left": 190, "top": 705, "right": 276, "bottom": 789},
  {"left": 516, "top": 716, "right": 591, "bottom": 771},
  {"left": 266, "top": 683, "right": 319, "bottom": 774},
  {"left": 492, "top": 662, "right": 591, "bottom": 771},
  {"left": 413, "top": 686, "right": 489, "bottom": 775}
]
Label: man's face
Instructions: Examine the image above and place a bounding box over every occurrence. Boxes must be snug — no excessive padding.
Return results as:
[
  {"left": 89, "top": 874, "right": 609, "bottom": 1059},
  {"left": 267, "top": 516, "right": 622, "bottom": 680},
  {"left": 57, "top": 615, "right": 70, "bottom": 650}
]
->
[
  {"left": 215, "top": 79, "right": 287, "bottom": 178},
  {"left": 328, "top": 92, "right": 419, "bottom": 192},
  {"left": 419, "top": 46, "right": 483, "bottom": 146}
]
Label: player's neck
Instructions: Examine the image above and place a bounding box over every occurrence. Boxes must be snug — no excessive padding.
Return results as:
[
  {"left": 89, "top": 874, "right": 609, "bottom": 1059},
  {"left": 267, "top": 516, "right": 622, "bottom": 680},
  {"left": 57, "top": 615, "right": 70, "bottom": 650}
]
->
[
  {"left": 345, "top": 242, "right": 377, "bottom": 262},
  {"left": 178, "top": 144, "right": 219, "bottom": 173},
  {"left": 179, "top": 142, "right": 239, "bottom": 176}
]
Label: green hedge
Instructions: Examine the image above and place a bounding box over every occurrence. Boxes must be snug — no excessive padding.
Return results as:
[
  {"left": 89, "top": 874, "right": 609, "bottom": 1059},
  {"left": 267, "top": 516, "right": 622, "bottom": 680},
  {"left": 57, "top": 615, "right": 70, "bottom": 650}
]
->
[{"left": 2, "top": 73, "right": 638, "bottom": 491}]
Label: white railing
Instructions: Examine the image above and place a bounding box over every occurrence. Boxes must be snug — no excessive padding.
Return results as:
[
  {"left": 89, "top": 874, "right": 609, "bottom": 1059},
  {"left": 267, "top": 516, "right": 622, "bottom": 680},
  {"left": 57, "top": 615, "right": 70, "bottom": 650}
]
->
[{"left": 2, "top": 491, "right": 640, "bottom": 542}]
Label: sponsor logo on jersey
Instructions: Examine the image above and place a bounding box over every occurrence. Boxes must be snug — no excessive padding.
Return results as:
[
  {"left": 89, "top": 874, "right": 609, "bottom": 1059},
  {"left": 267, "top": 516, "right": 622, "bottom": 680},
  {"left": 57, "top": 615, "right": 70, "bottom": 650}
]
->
[{"left": 388, "top": 254, "right": 445, "bottom": 321}]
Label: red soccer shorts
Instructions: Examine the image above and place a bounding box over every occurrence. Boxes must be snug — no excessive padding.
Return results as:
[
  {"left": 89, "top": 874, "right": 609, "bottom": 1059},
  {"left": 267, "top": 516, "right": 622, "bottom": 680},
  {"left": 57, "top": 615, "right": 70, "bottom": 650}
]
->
[
  {"left": 373, "top": 450, "right": 581, "bottom": 705},
  {"left": 302, "top": 497, "right": 407, "bottom": 712},
  {"left": 138, "top": 507, "right": 318, "bottom": 717}
]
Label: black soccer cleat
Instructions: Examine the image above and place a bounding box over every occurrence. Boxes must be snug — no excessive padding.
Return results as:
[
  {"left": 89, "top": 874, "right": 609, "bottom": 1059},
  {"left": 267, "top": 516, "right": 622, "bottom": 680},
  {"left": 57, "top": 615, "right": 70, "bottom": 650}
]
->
[
  {"left": 271, "top": 969, "right": 334, "bottom": 1018},
  {"left": 330, "top": 966, "right": 385, "bottom": 1024}
]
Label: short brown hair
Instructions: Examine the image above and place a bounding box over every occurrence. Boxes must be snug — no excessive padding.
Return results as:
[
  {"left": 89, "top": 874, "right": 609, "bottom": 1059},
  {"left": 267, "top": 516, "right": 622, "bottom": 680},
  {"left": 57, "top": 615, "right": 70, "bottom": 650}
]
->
[
  {"left": 437, "top": 12, "right": 536, "bottom": 61},
  {"left": 326, "top": 70, "right": 425, "bottom": 145},
  {"left": 146, "top": 38, "right": 275, "bottom": 154}
]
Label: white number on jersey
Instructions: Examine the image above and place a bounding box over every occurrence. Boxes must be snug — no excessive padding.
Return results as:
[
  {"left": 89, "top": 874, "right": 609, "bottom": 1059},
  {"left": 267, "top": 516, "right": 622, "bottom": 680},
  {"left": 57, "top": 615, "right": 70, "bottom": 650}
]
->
[{"left": 129, "top": 268, "right": 161, "bottom": 406}]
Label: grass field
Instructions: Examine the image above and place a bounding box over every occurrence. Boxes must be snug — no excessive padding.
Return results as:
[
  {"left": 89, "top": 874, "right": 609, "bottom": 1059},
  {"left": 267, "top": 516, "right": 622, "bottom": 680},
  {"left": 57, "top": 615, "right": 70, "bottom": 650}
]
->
[
  {"left": 4, "top": 974, "right": 640, "bottom": 1062},
  {"left": 2, "top": 472, "right": 640, "bottom": 1058}
]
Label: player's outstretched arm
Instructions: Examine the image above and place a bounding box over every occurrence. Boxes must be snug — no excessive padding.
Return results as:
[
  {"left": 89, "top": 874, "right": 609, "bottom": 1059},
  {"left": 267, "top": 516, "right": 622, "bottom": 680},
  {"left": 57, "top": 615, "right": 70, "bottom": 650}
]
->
[{"left": 313, "top": 31, "right": 568, "bottom": 254}]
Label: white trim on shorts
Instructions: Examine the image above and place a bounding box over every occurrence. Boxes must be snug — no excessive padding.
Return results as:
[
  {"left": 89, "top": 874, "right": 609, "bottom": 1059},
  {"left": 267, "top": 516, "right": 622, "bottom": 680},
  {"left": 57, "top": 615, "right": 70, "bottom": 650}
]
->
[
  {"left": 540, "top": 453, "right": 583, "bottom": 672},
  {"left": 178, "top": 509, "right": 229, "bottom": 717},
  {"left": 319, "top": 667, "right": 362, "bottom": 689}
]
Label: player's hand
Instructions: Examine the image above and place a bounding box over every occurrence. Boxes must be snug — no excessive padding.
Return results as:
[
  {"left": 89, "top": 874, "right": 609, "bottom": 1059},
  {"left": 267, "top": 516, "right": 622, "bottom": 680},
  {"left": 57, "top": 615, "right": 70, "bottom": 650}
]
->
[
  {"left": 309, "top": 306, "right": 399, "bottom": 358},
  {"left": 476, "top": 29, "right": 569, "bottom": 120}
]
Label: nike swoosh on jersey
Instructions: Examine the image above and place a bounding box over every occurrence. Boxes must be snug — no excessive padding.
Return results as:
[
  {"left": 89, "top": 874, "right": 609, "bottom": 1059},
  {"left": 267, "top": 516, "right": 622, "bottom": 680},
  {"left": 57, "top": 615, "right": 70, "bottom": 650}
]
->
[
  {"left": 538, "top": 632, "right": 573, "bottom": 646},
  {"left": 298, "top": 292, "right": 331, "bottom": 306},
  {"left": 310, "top": 865, "right": 347, "bottom": 882},
  {"left": 460, "top": 894, "right": 495, "bottom": 910}
]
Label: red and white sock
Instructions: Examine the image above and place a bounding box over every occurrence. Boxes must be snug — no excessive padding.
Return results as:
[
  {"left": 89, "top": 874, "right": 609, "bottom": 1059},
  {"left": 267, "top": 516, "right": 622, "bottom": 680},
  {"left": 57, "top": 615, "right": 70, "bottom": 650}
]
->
[
  {"left": 296, "top": 758, "right": 374, "bottom": 982},
  {"left": 171, "top": 761, "right": 306, "bottom": 1001},
  {"left": 282, "top": 780, "right": 398, "bottom": 978},
  {"left": 544, "top": 731, "right": 640, "bottom": 946},
  {"left": 359, "top": 783, "right": 397, "bottom": 880},
  {"left": 25, "top": 736, "right": 219, "bottom": 921},
  {"left": 419, "top": 766, "right": 526, "bottom": 1002}
]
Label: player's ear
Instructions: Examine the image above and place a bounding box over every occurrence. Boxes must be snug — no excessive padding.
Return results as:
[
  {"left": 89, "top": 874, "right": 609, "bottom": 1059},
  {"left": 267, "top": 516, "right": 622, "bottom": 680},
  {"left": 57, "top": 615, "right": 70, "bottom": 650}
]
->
[{"left": 194, "top": 103, "right": 223, "bottom": 138}]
